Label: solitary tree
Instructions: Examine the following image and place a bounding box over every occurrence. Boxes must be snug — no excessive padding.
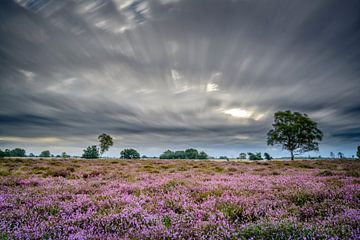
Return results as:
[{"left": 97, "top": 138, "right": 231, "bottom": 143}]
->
[
  {"left": 330, "top": 152, "right": 335, "bottom": 159},
  {"left": 267, "top": 111, "right": 323, "bottom": 160},
  {"left": 39, "top": 150, "right": 51, "bottom": 158},
  {"left": 82, "top": 145, "right": 100, "bottom": 159},
  {"left": 120, "top": 149, "right": 140, "bottom": 159},
  {"left": 356, "top": 146, "right": 360, "bottom": 159},
  {"left": 98, "top": 133, "right": 114, "bottom": 156}
]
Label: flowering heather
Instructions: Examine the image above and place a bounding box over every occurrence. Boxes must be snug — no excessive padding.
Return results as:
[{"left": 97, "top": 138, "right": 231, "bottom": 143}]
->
[{"left": 0, "top": 158, "right": 359, "bottom": 239}]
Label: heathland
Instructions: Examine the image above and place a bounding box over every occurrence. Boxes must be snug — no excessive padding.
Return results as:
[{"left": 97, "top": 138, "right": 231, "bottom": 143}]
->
[{"left": 0, "top": 158, "right": 359, "bottom": 239}]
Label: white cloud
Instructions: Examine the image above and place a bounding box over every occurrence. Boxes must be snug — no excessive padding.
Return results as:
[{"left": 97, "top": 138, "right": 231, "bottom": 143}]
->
[
  {"left": 206, "top": 82, "right": 218, "bottom": 92},
  {"left": 223, "top": 108, "right": 265, "bottom": 120}
]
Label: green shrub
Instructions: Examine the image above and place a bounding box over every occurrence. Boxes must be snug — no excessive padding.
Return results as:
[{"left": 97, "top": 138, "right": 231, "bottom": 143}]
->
[
  {"left": 162, "top": 216, "right": 171, "bottom": 228},
  {"left": 217, "top": 202, "right": 245, "bottom": 223}
]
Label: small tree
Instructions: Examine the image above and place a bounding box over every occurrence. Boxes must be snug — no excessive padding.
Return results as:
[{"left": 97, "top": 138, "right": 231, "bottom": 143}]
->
[
  {"left": 239, "top": 153, "right": 247, "bottom": 159},
  {"left": 337, "top": 152, "right": 344, "bottom": 159},
  {"left": 98, "top": 133, "right": 114, "bottom": 155},
  {"left": 264, "top": 152, "right": 272, "bottom": 160},
  {"left": 248, "top": 152, "right": 262, "bottom": 160},
  {"left": 357, "top": 146, "right": 360, "bottom": 159},
  {"left": 267, "top": 111, "right": 323, "bottom": 160},
  {"left": 330, "top": 152, "right": 335, "bottom": 159},
  {"left": 120, "top": 149, "right": 140, "bottom": 159},
  {"left": 82, "top": 145, "right": 99, "bottom": 159},
  {"left": 0, "top": 149, "right": 4, "bottom": 158},
  {"left": 198, "top": 151, "right": 208, "bottom": 159},
  {"left": 39, "top": 150, "right": 51, "bottom": 158},
  {"left": 61, "top": 152, "right": 69, "bottom": 158}
]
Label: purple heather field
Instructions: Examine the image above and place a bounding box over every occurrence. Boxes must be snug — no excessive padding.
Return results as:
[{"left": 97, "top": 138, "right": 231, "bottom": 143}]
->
[{"left": 0, "top": 158, "right": 359, "bottom": 239}]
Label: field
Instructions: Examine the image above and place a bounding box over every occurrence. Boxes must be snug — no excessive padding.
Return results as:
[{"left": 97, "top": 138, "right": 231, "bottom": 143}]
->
[{"left": 0, "top": 158, "right": 359, "bottom": 239}]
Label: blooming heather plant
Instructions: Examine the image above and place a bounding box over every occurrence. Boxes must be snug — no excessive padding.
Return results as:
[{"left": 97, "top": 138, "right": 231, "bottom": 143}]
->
[{"left": 0, "top": 158, "right": 359, "bottom": 239}]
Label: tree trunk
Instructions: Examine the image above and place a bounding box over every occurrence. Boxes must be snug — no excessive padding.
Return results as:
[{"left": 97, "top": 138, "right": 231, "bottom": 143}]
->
[{"left": 290, "top": 150, "right": 294, "bottom": 160}]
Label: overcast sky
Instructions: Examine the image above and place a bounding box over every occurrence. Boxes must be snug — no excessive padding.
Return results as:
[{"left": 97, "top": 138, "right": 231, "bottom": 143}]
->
[{"left": 0, "top": 0, "right": 359, "bottom": 158}]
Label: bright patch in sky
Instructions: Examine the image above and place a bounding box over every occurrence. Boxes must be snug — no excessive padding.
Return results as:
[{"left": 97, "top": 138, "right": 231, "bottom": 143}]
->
[
  {"left": 206, "top": 82, "right": 218, "bottom": 92},
  {"left": 223, "top": 108, "right": 252, "bottom": 118}
]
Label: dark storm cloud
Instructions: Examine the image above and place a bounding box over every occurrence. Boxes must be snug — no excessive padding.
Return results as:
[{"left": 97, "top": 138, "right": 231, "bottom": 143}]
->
[{"left": 0, "top": 0, "right": 359, "bottom": 156}]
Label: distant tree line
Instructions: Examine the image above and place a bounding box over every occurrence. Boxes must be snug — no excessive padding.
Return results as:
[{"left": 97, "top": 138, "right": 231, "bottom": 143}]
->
[
  {"left": 160, "top": 149, "right": 208, "bottom": 159},
  {"left": 0, "top": 148, "right": 26, "bottom": 157}
]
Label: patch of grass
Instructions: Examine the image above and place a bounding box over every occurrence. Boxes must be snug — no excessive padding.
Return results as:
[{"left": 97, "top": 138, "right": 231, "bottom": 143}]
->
[
  {"left": 162, "top": 215, "right": 171, "bottom": 228},
  {"left": 289, "top": 191, "right": 315, "bottom": 207},
  {"left": 163, "top": 179, "right": 185, "bottom": 192},
  {"left": 192, "top": 189, "right": 223, "bottom": 202},
  {"left": 217, "top": 202, "right": 246, "bottom": 223},
  {"left": 316, "top": 170, "right": 333, "bottom": 176},
  {"left": 45, "top": 169, "right": 71, "bottom": 178},
  {"left": 227, "top": 167, "right": 237, "bottom": 172},
  {"left": 346, "top": 170, "right": 360, "bottom": 178},
  {"left": 0, "top": 170, "right": 10, "bottom": 177},
  {"left": 213, "top": 167, "right": 224, "bottom": 173}
]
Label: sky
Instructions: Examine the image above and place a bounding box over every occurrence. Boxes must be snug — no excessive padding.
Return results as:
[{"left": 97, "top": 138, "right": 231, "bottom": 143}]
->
[{"left": 0, "top": 0, "right": 359, "bottom": 158}]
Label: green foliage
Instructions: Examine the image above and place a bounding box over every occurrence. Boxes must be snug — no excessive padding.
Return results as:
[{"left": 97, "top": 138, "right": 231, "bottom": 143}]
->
[
  {"left": 357, "top": 146, "right": 360, "bottom": 159},
  {"left": 248, "top": 152, "right": 262, "bottom": 160},
  {"left": 264, "top": 152, "right": 272, "bottom": 160},
  {"left": 11, "top": 148, "right": 26, "bottom": 157},
  {"left": 185, "top": 148, "right": 199, "bottom": 159},
  {"left": 239, "top": 153, "right": 247, "bottom": 159},
  {"left": 39, "top": 150, "right": 51, "bottom": 158},
  {"left": 61, "top": 152, "right": 69, "bottom": 158},
  {"left": 120, "top": 148, "right": 140, "bottom": 159},
  {"left": 159, "top": 149, "right": 208, "bottom": 159},
  {"left": 160, "top": 150, "right": 175, "bottom": 159},
  {"left": 2, "top": 148, "right": 26, "bottom": 157},
  {"left": 267, "top": 110, "right": 323, "bottom": 160},
  {"left": 198, "top": 151, "right": 208, "bottom": 159},
  {"left": 217, "top": 202, "right": 245, "bottom": 223},
  {"left": 174, "top": 150, "right": 186, "bottom": 159},
  {"left": 82, "top": 145, "right": 100, "bottom": 159},
  {"left": 162, "top": 216, "right": 171, "bottom": 228},
  {"left": 219, "top": 156, "right": 228, "bottom": 160},
  {"left": 98, "top": 133, "right": 114, "bottom": 155},
  {"left": 290, "top": 191, "right": 315, "bottom": 207}
]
